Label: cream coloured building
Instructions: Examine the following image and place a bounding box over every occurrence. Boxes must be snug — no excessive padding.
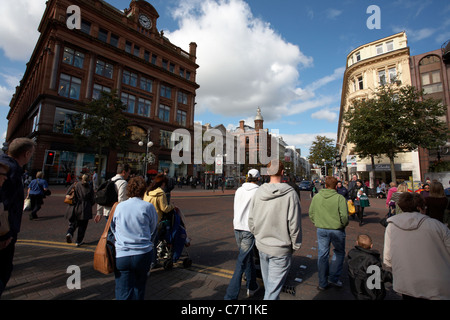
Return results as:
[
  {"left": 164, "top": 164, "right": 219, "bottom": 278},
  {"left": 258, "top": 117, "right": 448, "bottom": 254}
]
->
[{"left": 337, "top": 32, "right": 421, "bottom": 185}]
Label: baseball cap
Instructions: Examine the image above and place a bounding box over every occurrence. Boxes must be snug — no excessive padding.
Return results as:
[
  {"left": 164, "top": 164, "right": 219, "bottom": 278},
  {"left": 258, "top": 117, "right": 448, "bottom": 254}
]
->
[{"left": 247, "top": 169, "right": 260, "bottom": 178}]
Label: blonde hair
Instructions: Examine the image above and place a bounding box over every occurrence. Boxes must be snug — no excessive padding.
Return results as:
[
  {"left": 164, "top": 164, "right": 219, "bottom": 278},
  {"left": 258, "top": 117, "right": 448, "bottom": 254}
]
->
[
  {"left": 397, "top": 183, "right": 408, "bottom": 192},
  {"left": 81, "top": 174, "right": 90, "bottom": 185},
  {"left": 357, "top": 234, "right": 373, "bottom": 249},
  {"left": 36, "top": 171, "right": 43, "bottom": 179}
]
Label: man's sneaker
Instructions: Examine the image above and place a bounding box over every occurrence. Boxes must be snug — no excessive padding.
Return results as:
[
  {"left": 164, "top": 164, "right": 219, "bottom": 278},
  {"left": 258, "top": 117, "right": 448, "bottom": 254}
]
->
[
  {"left": 66, "top": 233, "right": 72, "bottom": 243},
  {"left": 329, "top": 280, "right": 343, "bottom": 288},
  {"left": 247, "top": 283, "right": 260, "bottom": 298},
  {"left": 317, "top": 285, "right": 329, "bottom": 291},
  {"left": 76, "top": 242, "right": 84, "bottom": 247}
]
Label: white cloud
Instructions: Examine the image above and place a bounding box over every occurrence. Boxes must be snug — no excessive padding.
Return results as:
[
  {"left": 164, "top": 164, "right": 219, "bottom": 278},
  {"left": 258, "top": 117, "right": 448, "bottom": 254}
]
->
[
  {"left": 166, "top": 0, "right": 313, "bottom": 121},
  {"left": 0, "top": 72, "right": 21, "bottom": 107},
  {"left": 311, "top": 109, "right": 338, "bottom": 123},
  {"left": 0, "top": 0, "right": 46, "bottom": 61},
  {"left": 282, "top": 132, "right": 337, "bottom": 156},
  {"left": 326, "top": 9, "right": 343, "bottom": 20}
]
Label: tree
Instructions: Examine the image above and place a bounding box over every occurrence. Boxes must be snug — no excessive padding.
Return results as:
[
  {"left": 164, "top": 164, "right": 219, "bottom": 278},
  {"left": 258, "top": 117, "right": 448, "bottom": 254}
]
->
[
  {"left": 308, "top": 135, "right": 336, "bottom": 167},
  {"left": 73, "top": 91, "right": 132, "bottom": 164},
  {"left": 343, "top": 84, "right": 448, "bottom": 183}
]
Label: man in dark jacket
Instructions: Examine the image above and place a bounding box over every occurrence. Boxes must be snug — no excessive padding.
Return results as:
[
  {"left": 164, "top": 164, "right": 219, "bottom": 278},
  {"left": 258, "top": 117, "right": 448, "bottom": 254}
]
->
[
  {"left": 347, "top": 234, "right": 392, "bottom": 300},
  {"left": 0, "top": 138, "right": 36, "bottom": 297}
]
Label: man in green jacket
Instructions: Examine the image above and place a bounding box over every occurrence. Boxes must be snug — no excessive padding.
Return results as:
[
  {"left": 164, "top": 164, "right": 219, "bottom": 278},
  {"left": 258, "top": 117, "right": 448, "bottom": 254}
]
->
[{"left": 309, "top": 176, "right": 348, "bottom": 291}]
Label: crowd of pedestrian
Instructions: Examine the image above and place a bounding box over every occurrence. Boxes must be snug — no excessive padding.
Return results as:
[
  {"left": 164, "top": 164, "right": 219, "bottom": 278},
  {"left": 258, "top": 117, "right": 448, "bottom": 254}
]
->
[{"left": 0, "top": 136, "right": 449, "bottom": 301}]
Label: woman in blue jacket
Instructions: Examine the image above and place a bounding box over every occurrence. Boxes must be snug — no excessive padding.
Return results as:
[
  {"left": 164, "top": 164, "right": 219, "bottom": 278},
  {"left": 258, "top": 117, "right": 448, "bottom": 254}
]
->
[{"left": 111, "top": 176, "right": 158, "bottom": 300}]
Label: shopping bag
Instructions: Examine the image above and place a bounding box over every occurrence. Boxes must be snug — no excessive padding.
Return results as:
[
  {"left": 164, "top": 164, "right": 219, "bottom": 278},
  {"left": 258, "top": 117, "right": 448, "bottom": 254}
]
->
[
  {"left": 93, "top": 202, "right": 118, "bottom": 275},
  {"left": 23, "top": 198, "right": 32, "bottom": 211},
  {"left": 347, "top": 200, "right": 355, "bottom": 215}
]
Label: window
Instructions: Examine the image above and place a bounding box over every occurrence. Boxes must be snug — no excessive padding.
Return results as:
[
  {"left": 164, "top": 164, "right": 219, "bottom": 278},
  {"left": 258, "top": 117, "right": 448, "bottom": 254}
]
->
[
  {"left": 160, "top": 130, "right": 173, "bottom": 149},
  {"left": 355, "top": 52, "right": 361, "bottom": 62},
  {"left": 178, "top": 92, "right": 188, "bottom": 105},
  {"left": 151, "top": 54, "right": 157, "bottom": 65},
  {"left": 32, "top": 104, "right": 41, "bottom": 132},
  {"left": 420, "top": 55, "right": 440, "bottom": 66},
  {"left": 121, "top": 93, "right": 136, "bottom": 113},
  {"left": 98, "top": 28, "right": 108, "bottom": 42},
  {"left": 378, "top": 70, "right": 386, "bottom": 85},
  {"left": 125, "top": 41, "right": 132, "bottom": 54},
  {"left": 376, "top": 44, "right": 383, "bottom": 55},
  {"left": 179, "top": 68, "right": 185, "bottom": 77},
  {"left": 95, "top": 59, "right": 114, "bottom": 79},
  {"left": 422, "top": 70, "right": 443, "bottom": 94},
  {"left": 160, "top": 85, "right": 172, "bottom": 99},
  {"left": 62, "top": 47, "right": 85, "bottom": 69},
  {"left": 92, "top": 84, "right": 111, "bottom": 100},
  {"left": 144, "top": 50, "right": 150, "bottom": 62},
  {"left": 388, "top": 67, "right": 397, "bottom": 83},
  {"left": 58, "top": 73, "right": 81, "bottom": 100},
  {"left": 186, "top": 71, "right": 191, "bottom": 81},
  {"left": 162, "top": 59, "right": 168, "bottom": 70},
  {"left": 81, "top": 20, "right": 91, "bottom": 35},
  {"left": 110, "top": 34, "right": 119, "bottom": 47},
  {"left": 169, "top": 63, "right": 175, "bottom": 73},
  {"left": 176, "top": 110, "right": 187, "bottom": 126},
  {"left": 122, "top": 70, "right": 138, "bottom": 87},
  {"left": 357, "top": 76, "right": 364, "bottom": 90},
  {"left": 133, "top": 45, "right": 140, "bottom": 57},
  {"left": 158, "top": 104, "right": 171, "bottom": 122},
  {"left": 138, "top": 98, "right": 151, "bottom": 117},
  {"left": 139, "top": 77, "right": 153, "bottom": 92},
  {"left": 53, "top": 108, "right": 79, "bottom": 134},
  {"left": 386, "top": 41, "right": 394, "bottom": 52}
]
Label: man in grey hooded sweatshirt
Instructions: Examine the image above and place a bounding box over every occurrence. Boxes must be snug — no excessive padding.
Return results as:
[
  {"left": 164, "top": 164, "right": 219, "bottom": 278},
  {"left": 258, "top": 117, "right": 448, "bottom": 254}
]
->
[{"left": 248, "top": 160, "right": 302, "bottom": 300}]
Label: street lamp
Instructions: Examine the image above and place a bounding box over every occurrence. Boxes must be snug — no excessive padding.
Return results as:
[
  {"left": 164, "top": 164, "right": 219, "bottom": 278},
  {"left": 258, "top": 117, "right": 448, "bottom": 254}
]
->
[{"left": 138, "top": 128, "right": 153, "bottom": 176}]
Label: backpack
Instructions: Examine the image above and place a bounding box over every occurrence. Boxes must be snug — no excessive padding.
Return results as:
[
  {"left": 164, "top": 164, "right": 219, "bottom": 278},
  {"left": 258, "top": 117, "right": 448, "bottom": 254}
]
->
[{"left": 95, "top": 179, "right": 118, "bottom": 206}]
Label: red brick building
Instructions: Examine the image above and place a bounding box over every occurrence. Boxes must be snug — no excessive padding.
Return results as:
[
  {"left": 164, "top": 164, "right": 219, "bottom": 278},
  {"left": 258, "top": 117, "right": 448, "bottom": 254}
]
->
[
  {"left": 6, "top": 0, "right": 199, "bottom": 183},
  {"left": 410, "top": 44, "right": 450, "bottom": 180}
]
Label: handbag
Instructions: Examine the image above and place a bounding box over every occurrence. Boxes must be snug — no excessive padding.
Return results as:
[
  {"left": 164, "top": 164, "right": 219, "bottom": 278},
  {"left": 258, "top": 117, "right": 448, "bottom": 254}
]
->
[
  {"left": 23, "top": 198, "right": 32, "bottom": 211},
  {"left": 0, "top": 210, "right": 10, "bottom": 236},
  {"left": 93, "top": 202, "right": 118, "bottom": 275},
  {"left": 347, "top": 200, "right": 355, "bottom": 215},
  {"left": 64, "top": 183, "right": 77, "bottom": 205}
]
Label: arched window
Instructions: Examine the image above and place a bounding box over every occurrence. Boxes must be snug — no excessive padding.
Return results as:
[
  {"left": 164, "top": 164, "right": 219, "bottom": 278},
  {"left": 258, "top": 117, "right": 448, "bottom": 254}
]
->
[{"left": 129, "top": 126, "right": 146, "bottom": 142}]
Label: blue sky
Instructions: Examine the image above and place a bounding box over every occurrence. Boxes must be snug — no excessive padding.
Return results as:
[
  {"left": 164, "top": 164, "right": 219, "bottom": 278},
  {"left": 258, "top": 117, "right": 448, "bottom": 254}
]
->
[{"left": 0, "top": 0, "right": 448, "bottom": 156}]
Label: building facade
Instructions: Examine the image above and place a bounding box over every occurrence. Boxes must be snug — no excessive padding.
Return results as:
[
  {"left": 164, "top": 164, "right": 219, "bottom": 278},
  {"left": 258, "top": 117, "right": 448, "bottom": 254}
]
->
[
  {"left": 6, "top": 0, "right": 199, "bottom": 183},
  {"left": 337, "top": 32, "right": 420, "bottom": 185},
  {"left": 410, "top": 45, "right": 450, "bottom": 181}
]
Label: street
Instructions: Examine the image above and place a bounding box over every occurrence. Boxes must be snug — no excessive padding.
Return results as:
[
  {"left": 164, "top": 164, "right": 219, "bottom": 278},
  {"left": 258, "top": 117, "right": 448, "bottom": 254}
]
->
[{"left": 3, "top": 184, "right": 402, "bottom": 300}]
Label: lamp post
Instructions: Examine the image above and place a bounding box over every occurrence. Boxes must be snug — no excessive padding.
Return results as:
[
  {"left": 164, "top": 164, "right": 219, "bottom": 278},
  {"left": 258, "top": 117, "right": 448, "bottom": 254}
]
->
[{"left": 138, "top": 128, "right": 153, "bottom": 177}]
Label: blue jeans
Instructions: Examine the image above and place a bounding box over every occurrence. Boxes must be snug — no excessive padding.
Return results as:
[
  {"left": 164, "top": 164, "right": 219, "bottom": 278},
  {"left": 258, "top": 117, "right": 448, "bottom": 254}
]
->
[
  {"left": 115, "top": 251, "right": 152, "bottom": 300},
  {"left": 316, "top": 228, "right": 346, "bottom": 288},
  {"left": 224, "top": 230, "right": 258, "bottom": 300},
  {"left": 259, "top": 251, "right": 292, "bottom": 300}
]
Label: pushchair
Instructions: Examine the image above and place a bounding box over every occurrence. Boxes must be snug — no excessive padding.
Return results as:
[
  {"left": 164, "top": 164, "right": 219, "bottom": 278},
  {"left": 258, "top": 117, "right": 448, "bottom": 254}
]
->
[{"left": 156, "top": 207, "right": 192, "bottom": 270}]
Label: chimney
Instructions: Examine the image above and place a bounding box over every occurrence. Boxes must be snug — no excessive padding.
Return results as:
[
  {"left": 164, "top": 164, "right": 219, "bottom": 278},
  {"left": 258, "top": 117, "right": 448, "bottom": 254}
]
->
[{"left": 239, "top": 120, "right": 245, "bottom": 130}]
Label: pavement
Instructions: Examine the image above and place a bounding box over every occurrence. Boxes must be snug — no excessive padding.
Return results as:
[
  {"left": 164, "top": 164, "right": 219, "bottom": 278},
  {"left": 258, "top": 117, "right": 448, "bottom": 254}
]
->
[{"left": 1, "top": 184, "right": 403, "bottom": 302}]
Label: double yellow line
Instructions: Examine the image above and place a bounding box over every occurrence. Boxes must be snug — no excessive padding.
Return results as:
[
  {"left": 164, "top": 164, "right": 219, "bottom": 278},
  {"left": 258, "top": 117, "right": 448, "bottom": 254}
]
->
[{"left": 17, "top": 239, "right": 234, "bottom": 279}]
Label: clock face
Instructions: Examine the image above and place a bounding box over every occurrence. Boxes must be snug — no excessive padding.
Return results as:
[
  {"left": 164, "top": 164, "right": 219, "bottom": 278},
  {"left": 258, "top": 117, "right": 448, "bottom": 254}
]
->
[{"left": 139, "top": 14, "right": 152, "bottom": 29}]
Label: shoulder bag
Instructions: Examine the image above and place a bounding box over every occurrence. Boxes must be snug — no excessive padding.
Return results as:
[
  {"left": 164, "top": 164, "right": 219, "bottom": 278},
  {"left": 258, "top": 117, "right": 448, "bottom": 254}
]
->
[{"left": 93, "top": 202, "right": 118, "bottom": 275}]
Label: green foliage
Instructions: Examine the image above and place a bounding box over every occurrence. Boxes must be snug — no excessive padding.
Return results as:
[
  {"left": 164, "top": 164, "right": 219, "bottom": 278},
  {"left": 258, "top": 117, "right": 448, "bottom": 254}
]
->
[
  {"left": 308, "top": 135, "right": 336, "bottom": 165},
  {"left": 343, "top": 84, "right": 448, "bottom": 181},
  {"left": 73, "top": 91, "right": 132, "bottom": 155}
]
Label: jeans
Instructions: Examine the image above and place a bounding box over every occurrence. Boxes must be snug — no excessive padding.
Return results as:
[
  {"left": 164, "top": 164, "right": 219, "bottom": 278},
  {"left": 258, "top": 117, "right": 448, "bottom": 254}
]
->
[
  {"left": 259, "top": 251, "right": 292, "bottom": 300},
  {"left": 316, "top": 228, "right": 346, "bottom": 288},
  {"left": 224, "top": 230, "right": 258, "bottom": 300},
  {"left": 114, "top": 251, "right": 152, "bottom": 300}
]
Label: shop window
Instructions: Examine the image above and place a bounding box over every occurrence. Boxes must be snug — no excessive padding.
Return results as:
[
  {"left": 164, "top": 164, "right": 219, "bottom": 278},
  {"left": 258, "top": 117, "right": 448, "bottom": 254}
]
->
[{"left": 58, "top": 73, "right": 81, "bottom": 100}]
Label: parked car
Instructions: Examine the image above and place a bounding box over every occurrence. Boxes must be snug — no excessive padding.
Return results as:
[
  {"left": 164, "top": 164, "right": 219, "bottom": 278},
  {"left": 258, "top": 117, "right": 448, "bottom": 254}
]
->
[{"left": 299, "top": 180, "right": 313, "bottom": 191}]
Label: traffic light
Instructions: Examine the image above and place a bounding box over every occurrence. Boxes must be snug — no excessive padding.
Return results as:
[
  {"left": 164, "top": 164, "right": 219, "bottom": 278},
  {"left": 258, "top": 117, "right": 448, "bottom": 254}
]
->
[
  {"left": 335, "top": 154, "right": 341, "bottom": 168},
  {"left": 45, "top": 150, "right": 56, "bottom": 166},
  {"left": 321, "top": 166, "right": 326, "bottom": 176}
]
